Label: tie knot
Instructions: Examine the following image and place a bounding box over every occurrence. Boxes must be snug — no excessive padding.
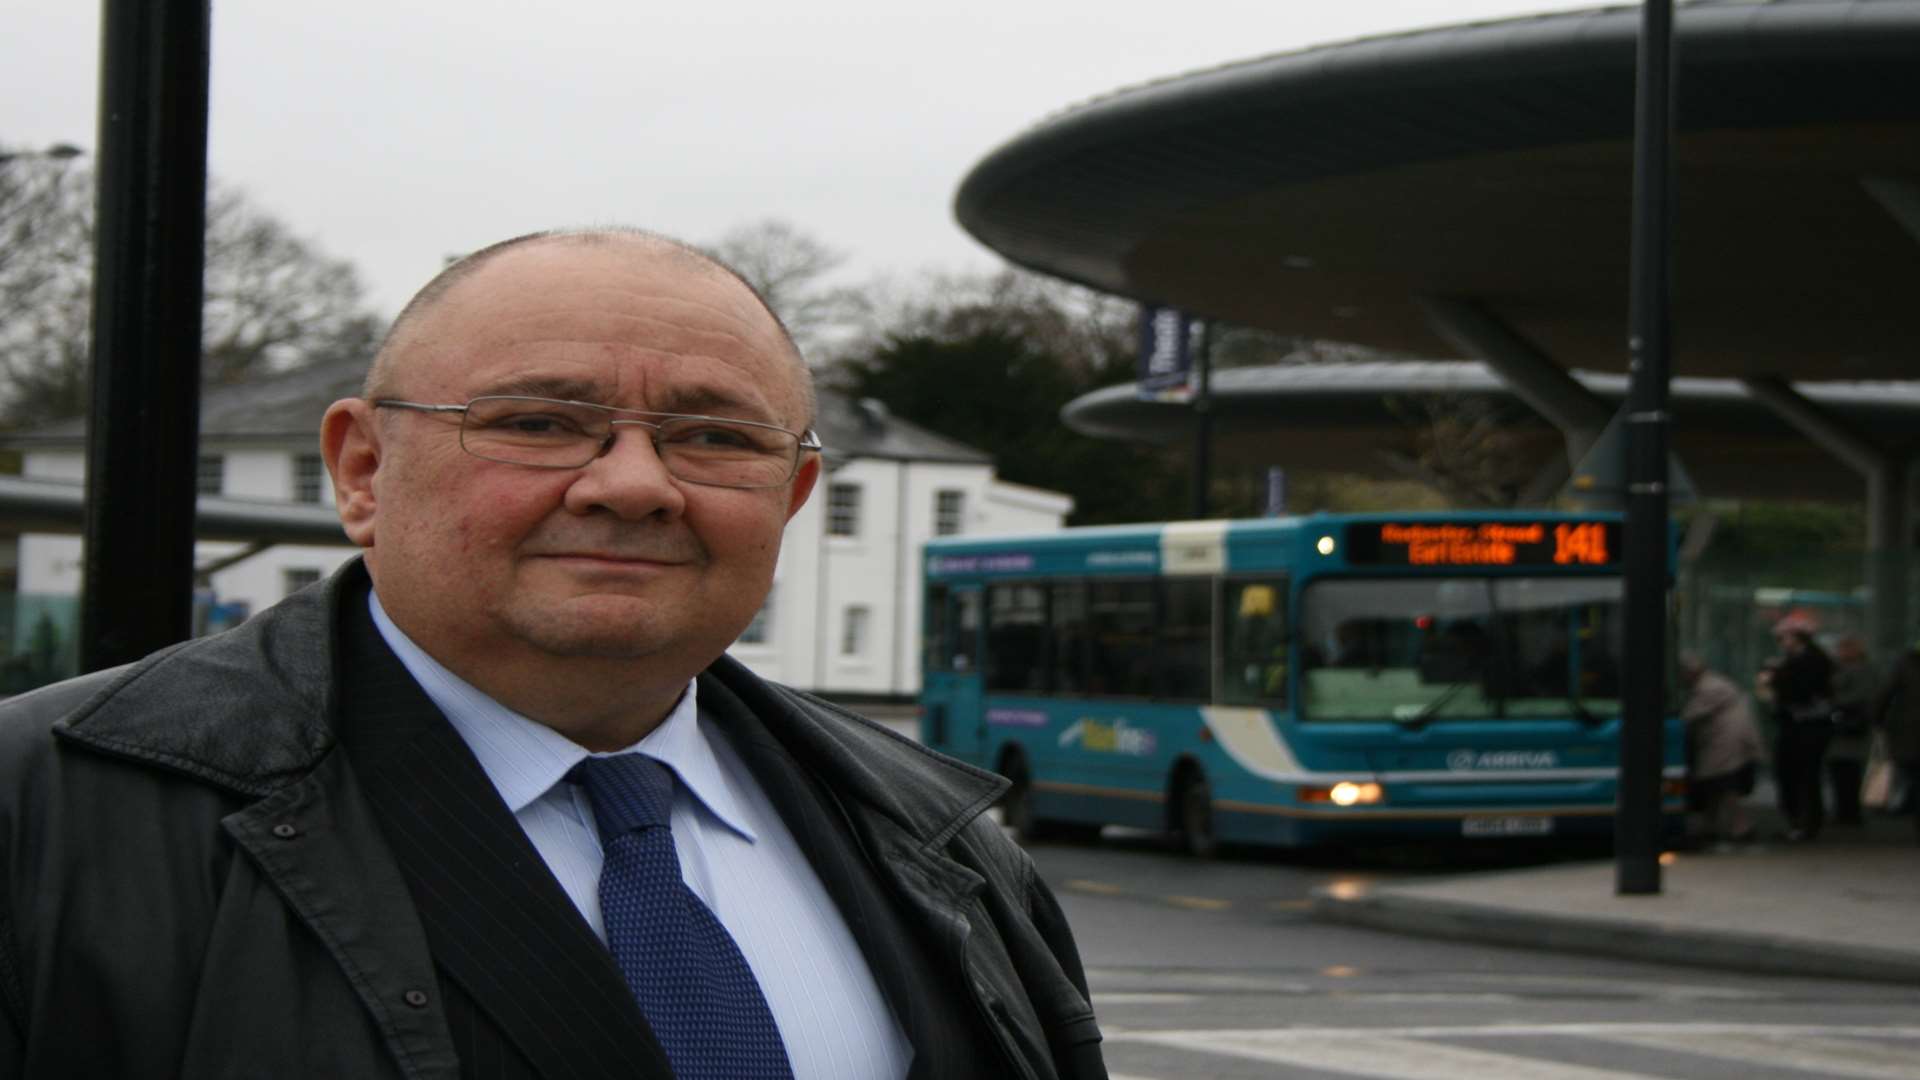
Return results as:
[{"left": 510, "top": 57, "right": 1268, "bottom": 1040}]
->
[{"left": 571, "top": 754, "right": 675, "bottom": 836}]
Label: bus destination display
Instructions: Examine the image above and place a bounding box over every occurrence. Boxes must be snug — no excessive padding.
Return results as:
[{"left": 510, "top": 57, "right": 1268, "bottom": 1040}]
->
[{"left": 1345, "top": 520, "right": 1620, "bottom": 567}]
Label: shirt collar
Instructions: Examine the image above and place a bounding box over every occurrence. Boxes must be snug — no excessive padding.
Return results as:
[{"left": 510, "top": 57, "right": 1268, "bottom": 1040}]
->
[{"left": 367, "top": 590, "right": 757, "bottom": 841}]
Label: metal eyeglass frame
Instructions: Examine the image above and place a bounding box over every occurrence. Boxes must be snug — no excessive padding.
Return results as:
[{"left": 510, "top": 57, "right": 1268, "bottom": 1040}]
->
[{"left": 371, "top": 395, "right": 823, "bottom": 490}]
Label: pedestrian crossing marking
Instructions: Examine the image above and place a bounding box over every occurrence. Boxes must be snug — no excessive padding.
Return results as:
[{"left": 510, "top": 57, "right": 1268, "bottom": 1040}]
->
[
  {"left": 1602, "top": 1029, "right": 1920, "bottom": 1079},
  {"left": 1102, "top": 1024, "right": 1920, "bottom": 1080},
  {"left": 1435, "top": 971, "right": 1775, "bottom": 1001},
  {"left": 1123, "top": 1031, "right": 1665, "bottom": 1079},
  {"left": 1108, "top": 1023, "right": 1920, "bottom": 1039}
]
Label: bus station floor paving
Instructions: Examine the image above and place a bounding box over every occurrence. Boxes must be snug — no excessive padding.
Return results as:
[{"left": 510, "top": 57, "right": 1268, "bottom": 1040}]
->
[{"left": 1311, "top": 808, "right": 1920, "bottom": 985}]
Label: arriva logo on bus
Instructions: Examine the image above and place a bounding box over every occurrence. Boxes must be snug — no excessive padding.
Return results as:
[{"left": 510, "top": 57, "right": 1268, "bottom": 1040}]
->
[
  {"left": 1446, "top": 749, "right": 1559, "bottom": 771},
  {"left": 1058, "top": 717, "right": 1157, "bottom": 757}
]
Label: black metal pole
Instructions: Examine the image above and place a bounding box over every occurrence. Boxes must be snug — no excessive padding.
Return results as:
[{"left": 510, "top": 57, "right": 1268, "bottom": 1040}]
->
[
  {"left": 1617, "top": 0, "right": 1674, "bottom": 895},
  {"left": 1191, "top": 319, "right": 1213, "bottom": 520},
  {"left": 80, "top": 0, "right": 211, "bottom": 672}
]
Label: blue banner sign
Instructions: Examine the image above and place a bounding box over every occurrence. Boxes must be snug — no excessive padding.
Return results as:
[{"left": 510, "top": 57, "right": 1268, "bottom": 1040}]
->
[{"left": 1137, "top": 305, "right": 1192, "bottom": 401}]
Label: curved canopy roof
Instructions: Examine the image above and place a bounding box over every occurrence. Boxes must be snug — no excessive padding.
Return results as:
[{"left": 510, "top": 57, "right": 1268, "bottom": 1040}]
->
[
  {"left": 956, "top": 0, "right": 1920, "bottom": 380},
  {"left": 1061, "top": 362, "right": 1920, "bottom": 501}
]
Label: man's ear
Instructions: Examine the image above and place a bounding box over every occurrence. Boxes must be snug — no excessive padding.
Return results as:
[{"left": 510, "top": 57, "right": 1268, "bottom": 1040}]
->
[
  {"left": 321, "top": 399, "right": 381, "bottom": 548},
  {"left": 785, "top": 453, "right": 821, "bottom": 522}
]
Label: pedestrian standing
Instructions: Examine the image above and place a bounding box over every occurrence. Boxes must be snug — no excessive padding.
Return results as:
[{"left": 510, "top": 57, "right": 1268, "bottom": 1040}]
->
[
  {"left": 1680, "top": 654, "right": 1763, "bottom": 846},
  {"left": 1763, "top": 614, "right": 1835, "bottom": 841},
  {"left": 1827, "top": 635, "right": 1873, "bottom": 826},
  {"left": 1872, "top": 642, "right": 1920, "bottom": 842}
]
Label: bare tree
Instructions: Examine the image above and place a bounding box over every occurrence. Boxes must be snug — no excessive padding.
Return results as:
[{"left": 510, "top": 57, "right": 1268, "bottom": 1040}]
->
[
  {"left": 844, "top": 265, "right": 1136, "bottom": 382},
  {"left": 1377, "top": 391, "right": 1545, "bottom": 508},
  {"left": 200, "top": 187, "right": 381, "bottom": 383},
  {"left": 0, "top": 151, "right": 385, "bottom": 424},
  {"left": 0, "top": 145, "right": 94, "bottom": 422},
  {"left": 705, "top": 219, "right": 869, "bottom": 360}
]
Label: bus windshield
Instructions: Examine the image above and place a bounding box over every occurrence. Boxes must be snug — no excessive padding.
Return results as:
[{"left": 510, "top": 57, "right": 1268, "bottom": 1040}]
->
[{"left": 1299, "top": 576, "right": 1624, "bottom": 722}]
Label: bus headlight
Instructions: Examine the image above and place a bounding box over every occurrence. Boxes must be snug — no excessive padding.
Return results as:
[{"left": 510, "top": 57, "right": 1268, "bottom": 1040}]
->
[{"left": 1298, "top": 781, "right": 1383, "bottom": 806}]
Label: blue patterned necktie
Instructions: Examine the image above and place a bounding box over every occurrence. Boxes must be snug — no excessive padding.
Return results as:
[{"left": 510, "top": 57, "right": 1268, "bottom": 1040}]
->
[{"left": 571, "top": 754, "right": 794, "bottom": 1080}]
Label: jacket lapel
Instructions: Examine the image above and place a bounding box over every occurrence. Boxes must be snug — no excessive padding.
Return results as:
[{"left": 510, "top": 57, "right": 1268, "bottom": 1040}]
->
[
  {"left": 336, "top": 595, "right": 671, "bottom": 1079},
  {"left": 698, "top": 674, "right": 1010, "bottom": 1080}
]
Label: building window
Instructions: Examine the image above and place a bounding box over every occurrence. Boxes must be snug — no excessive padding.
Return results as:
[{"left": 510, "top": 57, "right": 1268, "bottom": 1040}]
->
[
  {"left": 738, "top": 587, "right": 774, "bottom": 645},
  {"left": 293, "top": 453, "right": 326, "bottom": 503},
  {"left": 282, "top": 567, "right": 322, "bottom": 594},
  {"left": 828, "top": 482, "right": 861, "bottom": 537},
  {"left": 841, "top": 605, "right": 871, "bottom": 657},
  {"left": 935, "top": 489, "right": 966, "bottom": 536},
  {"left": 197, "top": 454, "right": 225, "bottom": 496}
]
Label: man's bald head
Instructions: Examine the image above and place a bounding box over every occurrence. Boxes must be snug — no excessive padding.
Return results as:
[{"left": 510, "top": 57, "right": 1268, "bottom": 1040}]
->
[{"left": 365, "top": 227, "right": 815, "bottom": 426}]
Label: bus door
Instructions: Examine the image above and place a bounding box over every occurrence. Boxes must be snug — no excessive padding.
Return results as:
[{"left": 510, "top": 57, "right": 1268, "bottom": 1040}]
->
[{"left": 922, "top": 584, "right": 985, "bottom": 765}]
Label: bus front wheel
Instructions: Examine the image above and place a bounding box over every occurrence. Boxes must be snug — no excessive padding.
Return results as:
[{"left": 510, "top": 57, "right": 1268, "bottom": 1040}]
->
[
  {"left": 1000, "top": 752, "right": 1097, "bottom": 844},
  {"left": 1175, "top": 770, "right": 1217, "bottom": 858}
]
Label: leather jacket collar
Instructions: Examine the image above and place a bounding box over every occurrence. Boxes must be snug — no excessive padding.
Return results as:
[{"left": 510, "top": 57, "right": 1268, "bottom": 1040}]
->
[{"left": 49, "top": 558, "right": 1007, "bottom": 846}]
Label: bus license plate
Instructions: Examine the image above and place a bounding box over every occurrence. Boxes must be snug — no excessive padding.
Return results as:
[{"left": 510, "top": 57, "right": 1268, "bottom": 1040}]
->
[{"left": 1462, "top": 815, "right": 1552, "bottom": 838}]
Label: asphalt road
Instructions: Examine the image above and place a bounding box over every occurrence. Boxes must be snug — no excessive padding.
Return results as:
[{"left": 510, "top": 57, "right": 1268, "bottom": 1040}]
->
[{"left": 1026, "top": 832, "right": 1920, "bottom": 1079}]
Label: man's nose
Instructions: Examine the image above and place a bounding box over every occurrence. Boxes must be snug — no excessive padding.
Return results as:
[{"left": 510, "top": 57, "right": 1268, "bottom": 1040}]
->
[{"left": 561, "top": 423, "right": 687, "bottom": 519}]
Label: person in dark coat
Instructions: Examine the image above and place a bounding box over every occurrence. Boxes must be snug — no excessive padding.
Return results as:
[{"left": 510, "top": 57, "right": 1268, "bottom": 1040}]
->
[
  {"left": 1827, "top": 634, "right": 1874, "bottom": 826},
  {"left": 1760, "top": 614, "right": 1835, "bottom": 841},
  {"left": 1872, "top": 643, "right": 1920, "bottom": 841},
  {"left": 0, "top": 229, "right": 1108, "bottom": 1079}
]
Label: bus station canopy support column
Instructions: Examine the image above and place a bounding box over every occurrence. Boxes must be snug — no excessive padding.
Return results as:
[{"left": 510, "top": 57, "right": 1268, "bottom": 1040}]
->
[
  {"left": 1741, "top": 376, "right": 1913, "bottom": 661},
  {"left": 1862, "top": 175, "right": 1920, "bottom": 246},
  {"left": 1415, "top": 295, "right": 1615, "bottom": 467}
]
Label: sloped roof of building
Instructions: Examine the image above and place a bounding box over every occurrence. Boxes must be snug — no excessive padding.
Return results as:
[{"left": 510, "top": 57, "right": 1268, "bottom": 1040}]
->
[
  {"left": 5, "top": 360, "right": 368, "bottom": 443},
  {"left": 3, "top": 359, "right": 994, "bottom": 467},
  {"left": 811, "top": 391, "right": 990, "bottom": 465}
]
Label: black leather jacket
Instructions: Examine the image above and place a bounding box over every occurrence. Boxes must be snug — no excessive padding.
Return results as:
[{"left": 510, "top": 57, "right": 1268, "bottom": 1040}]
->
[{"left": 0, "top": 563, "right": 1105, "bottom": 1078}]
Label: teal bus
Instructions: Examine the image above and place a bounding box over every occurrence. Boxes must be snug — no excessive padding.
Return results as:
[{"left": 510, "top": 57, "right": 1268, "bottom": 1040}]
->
[{"left": 919, "top": 511, "right": 1685, "bottom": 854}]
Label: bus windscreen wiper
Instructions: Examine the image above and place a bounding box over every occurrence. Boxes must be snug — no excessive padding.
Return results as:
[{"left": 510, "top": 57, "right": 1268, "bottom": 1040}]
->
[
  {"left": 1400, "top": 678, "right": 1474, "bottom": 729},
  {"left": 1566, "top": 693, "right": 1601, "bottom": 727}
]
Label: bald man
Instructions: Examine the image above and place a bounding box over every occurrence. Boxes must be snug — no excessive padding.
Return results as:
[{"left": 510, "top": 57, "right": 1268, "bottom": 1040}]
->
[{"left": 0, "top": 229, "right": 1106, "bottom": 1080}]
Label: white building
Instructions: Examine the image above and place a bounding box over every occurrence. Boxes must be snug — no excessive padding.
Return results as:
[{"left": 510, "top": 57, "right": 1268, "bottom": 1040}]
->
[
  {"left": 4, "top": 362, "right": 1071, "bottom": 699},
  {"left": 730, "top": 392, "right": 1072, "bottom": 701}
]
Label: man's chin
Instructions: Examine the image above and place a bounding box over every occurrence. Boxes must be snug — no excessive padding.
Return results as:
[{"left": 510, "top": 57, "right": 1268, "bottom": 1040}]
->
[{"left": 502, "top": 600, "right": 733, "bottom": 663}]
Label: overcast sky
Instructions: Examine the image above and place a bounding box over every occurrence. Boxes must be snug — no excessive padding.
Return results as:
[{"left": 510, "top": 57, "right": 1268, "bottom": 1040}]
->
[{"left": 5, "top": 1, "right": 1604, "bottom": 315}]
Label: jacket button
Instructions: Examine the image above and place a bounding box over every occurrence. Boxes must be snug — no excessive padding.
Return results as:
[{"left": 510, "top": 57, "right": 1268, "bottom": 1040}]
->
[
  {"left": 271, "top": 823, "right": 299, "bottom": 839},
  {"left": 404, "top": 989, "right": 430, "bottom": 1008}
]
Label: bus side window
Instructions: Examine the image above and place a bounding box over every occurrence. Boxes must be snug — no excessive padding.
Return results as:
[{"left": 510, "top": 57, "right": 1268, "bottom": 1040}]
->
[
  {"left": 1222, "top": 579, "right": 1288, "bottom": 707},
  {"left": 986, "top": 583, "right": 1048, "bottom": 692},
  {"left": 1088, "top": 580, "right": 1156, "bottom": 697},
  {"left": 950, "top": 588, "right": 981, "bottom": 673},
  {"left": 1159, "top": 578, "right": 1213, "bottom": 701},
  {"left": 1049, "top": 581, "right": 1089, "bottom": 693}
]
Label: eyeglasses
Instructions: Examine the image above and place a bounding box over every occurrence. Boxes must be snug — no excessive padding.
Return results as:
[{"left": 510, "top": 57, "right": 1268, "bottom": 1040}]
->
[{"left": 372, "top": 395, "right": 822, "bottom": 490}]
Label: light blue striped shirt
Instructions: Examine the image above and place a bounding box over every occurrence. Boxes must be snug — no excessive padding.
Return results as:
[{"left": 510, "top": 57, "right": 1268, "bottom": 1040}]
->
[{"left": 370, "top": 593, "right": 912, "bottom": 1080}]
